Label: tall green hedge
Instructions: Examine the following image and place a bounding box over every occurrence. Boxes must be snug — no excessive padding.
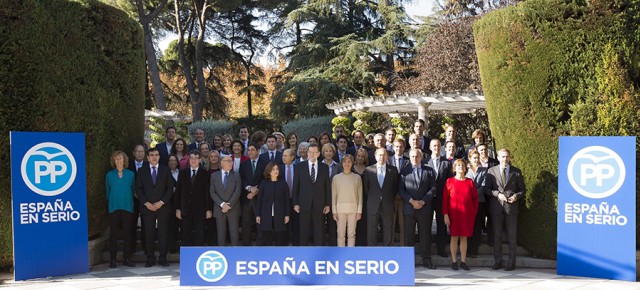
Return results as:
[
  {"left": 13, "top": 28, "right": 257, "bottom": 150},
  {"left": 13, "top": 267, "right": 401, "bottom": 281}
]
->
[
  {"left": 0, "top": 0, "right": 146, "bottom": 266},
  {"left": 474, "top": 0, "right": 640, "bottom": 258}
]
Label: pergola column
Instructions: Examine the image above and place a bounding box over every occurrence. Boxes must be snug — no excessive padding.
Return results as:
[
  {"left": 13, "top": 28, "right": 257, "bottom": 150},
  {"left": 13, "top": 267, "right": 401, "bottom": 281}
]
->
[{"left": 417, "top": 103, "right": 430, "bottom": 128}]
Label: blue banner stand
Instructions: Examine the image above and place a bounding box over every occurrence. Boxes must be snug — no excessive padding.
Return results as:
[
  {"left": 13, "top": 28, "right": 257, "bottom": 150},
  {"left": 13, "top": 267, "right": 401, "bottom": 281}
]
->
[
  {"left": 557, "top": 136, "right": 636, "bottom": 281},
  {"left": 10, "top": 132, "right": 89, "bottom": 280}
]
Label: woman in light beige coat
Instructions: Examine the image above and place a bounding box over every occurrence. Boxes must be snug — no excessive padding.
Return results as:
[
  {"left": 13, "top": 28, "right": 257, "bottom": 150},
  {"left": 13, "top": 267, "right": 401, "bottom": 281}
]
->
[{"left": 332, "top": 155, "right": 363, "bottom": 247}]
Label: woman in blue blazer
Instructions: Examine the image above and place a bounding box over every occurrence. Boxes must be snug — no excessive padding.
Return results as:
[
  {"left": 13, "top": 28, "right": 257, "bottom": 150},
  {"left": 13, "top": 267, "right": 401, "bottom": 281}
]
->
[{"left": 256, "top": 162, "right": 291, "bottom": 246}]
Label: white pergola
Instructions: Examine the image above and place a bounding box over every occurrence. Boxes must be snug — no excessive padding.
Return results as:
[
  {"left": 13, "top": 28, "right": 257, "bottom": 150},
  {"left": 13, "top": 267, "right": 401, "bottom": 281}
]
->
[
  {"left": 144, "top": 109, "right": 192, "bottom": 122},
  {"left": 325, "top": 91, "right": 485, "bottom": 120}
]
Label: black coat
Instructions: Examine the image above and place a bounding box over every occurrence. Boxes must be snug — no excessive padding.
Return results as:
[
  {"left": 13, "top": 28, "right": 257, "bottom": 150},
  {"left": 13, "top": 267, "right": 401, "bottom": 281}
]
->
[{"left": 256, "top": 179, "right": 291, "bottom": 231}]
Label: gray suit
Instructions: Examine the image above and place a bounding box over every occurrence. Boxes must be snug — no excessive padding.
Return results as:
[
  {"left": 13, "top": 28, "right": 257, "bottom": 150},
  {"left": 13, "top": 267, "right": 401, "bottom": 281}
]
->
[
  {"left": 485, "top": 164, "right": 526, "bottom": 267},
  {"left": 210, "top": 170, "right": 241, "bottom": 246}
]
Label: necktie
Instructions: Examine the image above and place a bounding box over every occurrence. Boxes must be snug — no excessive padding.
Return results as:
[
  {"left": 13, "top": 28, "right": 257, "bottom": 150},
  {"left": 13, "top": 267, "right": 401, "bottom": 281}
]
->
[
  {"left": 151, "top": 166, "right": 157, "bottom": 184},
  {"left": 270, "top": 152, "right": 275, "bottom": 161},
  {"left": 501, "top": 167, "right": 507, "bottom": 185},
  {"left": 136, "top": 162, "right": 142, "bottom": 171},
  {"left": 191, "top": 169, "right": 196, "bottom": 183},
  {"left": 377, "top": 167, "right": 384, "bottom": 188},
  {"left": 413, "top": 167, "right": 420, "bottom": 187},
  {"left": 310, "top": 163, "right": 316, "bottom": 183},
  {"left": 223, "top": 171, "right": 229, "bottom": 190},
  {"left": 396, "top": 158, "right": 401, "bottom": 170},
  {"left": 252, "top": 160, "right": 256, "bottom": 174},
  {"left": 286, "top": 165, "right": 293, "bottom": 197}
]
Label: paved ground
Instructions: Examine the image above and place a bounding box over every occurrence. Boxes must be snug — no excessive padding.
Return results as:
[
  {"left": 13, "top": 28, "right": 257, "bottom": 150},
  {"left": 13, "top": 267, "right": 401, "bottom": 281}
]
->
[{"left": 1, "top": 263, "right": 639, "bottom": 289}]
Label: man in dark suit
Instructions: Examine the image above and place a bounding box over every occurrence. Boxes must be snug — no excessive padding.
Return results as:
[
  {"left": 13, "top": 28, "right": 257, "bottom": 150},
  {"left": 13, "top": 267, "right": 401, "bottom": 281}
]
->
[
  {"left": 128, "top": 144, "right": 148, "bottom": 254},
  {"left": 155, "top": 126, "right": 176, "bottom": 166},
  {"left": 388, "top": 138, "right": 409, "bottom": 246},
  {"left": 476, "top": 143, "right": 498, "bottom": 244},
  {"left": 384, "top": 127, "right": 397, "bottom": 152},
  {"left": 367, "top": 133, "right": 394, "bottom": 166},
  {"left": 400, "top": 149, "right": 437, "bottom": 269},
  {"left": 239, "top": 143, "right": 267, "bottom": 246},
  {"left": 333, "top": 125, "right": 353, "bottom": 148},
  {"left": 440, "top": 125, "right": 465, "bottom": 159},
  {"left": 333, "top": 135, "right": 349, "bottom": 164},
  {"left": 135, "top": 147, "right": 174, "bottom": 267},
  {"left": 346, "top": 130, "right": 371, "bottom": 156},
  {"left": 362, "top": 148, "right": 399, "bottom": 246},
  {"left": 477, "top": 143, "right": 498, "bottom": 168},
  {"left": 238, "top": 125, "right": 250, "bottom": 156},
  {"left": 280, "top": 149, "right": 299, "bottom": 245},
  {"left": 485, "top": 149, "right": 526, "bottom": 271},
  {"left": 407, "top": 119, "right": 431, "bottom": 156},
  {"left": 293, "top": 144, "right": 331, "bottom": 246},
  {"left": 210, "top": 155, "right": 242, "bottom": 246},
  {"left": 188, "top": 128, "right": 208, "bottom": 151},
  {"left": 259, "top": 134, "right": 283, "bottom": 165},
  {"left": 175, "top": 150, "right": 212, "bottom": 246},
  {"left": 427, "top": 139, "right": 453, "bottom": 257}
]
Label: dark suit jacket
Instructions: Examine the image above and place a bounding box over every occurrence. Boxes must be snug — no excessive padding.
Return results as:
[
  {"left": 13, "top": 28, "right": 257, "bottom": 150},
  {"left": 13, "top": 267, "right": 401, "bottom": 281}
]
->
[
  {"left": 407, "top": 135, "right": 432, "bottom": 157},
  {"left": 155, "top": 142, "right": 172, "bottom": 166},
  {"left": 485, "top": 165, "right": 526, "bottom": 215},
  {"left": 399, "top": 164, "right": 436, "bottom": 214},
  {"left": 128, "top": 160, "right": 148, "bottom": 175},
  {"left": 440, "top": 139, "right": 466, "bottom": 159},
  {"left": 174, "top": 167, "right": 212, "bottom": 217},
  {"left": 239, "top": 158, "right": 267, "bottom": 205},
  {"left": 292, "top": 161, "right": 331, "bottom": 212},
  {"left": 387, "top": 155, "right": 410, "bottom": 174},
  {"left": 259, "top": 151, "right": 284, "bottom": 166},
  {"left": 210, "top": 170, "right": 242, "bottom": 218},
  {"left": 362, "top": 164, "right": 399, "bottom": 215},
  {"left": 346, "top": 145, "right": 371, "bottom": 156},
  {"left": 188, "top": 142, "right": 211, "bottom": 151},
  {"left": 135, "top": 164, "right": 174, "bottom": 213},
  {"left": 367, "top": 149, "right": 394, "bottom": 166},
  {"left": 466, "top": 167, "right": 488, "bottom": 203},
  {"left": 256, "top": 179, "right": 291, "bottom": 231},
  {"left": 426, "top": 156, "right": 453, "bottom": 199},
  {"left": 482, "top": 157, "right": 499, "bottom": 168}
]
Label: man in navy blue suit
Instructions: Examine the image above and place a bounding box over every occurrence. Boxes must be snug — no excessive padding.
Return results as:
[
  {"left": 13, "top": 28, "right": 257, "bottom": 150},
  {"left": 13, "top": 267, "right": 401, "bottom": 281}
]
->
[
  {"left": 155, "top": 126, "right": 176, "bottom": 166},
  {"left": 239, "top": 143, "right": 267, "bottom": 245},
  {"left": 259, "top": 134, "right": 283, "bottom": 165},
  {"left": 188, "top": 128, "right": 208, "bottom": 151}
]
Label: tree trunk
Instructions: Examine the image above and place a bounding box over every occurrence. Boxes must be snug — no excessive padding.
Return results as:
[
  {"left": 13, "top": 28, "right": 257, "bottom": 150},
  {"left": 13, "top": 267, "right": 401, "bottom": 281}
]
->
[
  {"left": 192, "top": 0, "right": 209, "bottom": 122},
  {"left": 245, "top": 52, "right": 254, "bottom": 119},
  {"left": 174, "top": 0, "right": 199, "bottom": 120},
  {"left": 136, "top": 0, "right": 168, "bottom": 110}
]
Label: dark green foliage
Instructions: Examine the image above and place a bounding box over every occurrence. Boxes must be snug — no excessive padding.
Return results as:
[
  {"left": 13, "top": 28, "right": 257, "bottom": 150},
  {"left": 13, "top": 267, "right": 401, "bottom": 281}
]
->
[
  {"left": 0, "top": 0, "right": 145, "bottom": 266},
  {"left": 282, "top": 116, "right": 334, "bottom": 144},
  {"left": 474, "top": 0, "right": 640, "bottom": 258}
]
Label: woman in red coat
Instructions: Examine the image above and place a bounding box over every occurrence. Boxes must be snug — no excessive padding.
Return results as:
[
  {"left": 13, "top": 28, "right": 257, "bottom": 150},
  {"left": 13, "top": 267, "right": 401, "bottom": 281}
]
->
[{"left": 443, "top": 159, "right": 478, "bottom": 271}]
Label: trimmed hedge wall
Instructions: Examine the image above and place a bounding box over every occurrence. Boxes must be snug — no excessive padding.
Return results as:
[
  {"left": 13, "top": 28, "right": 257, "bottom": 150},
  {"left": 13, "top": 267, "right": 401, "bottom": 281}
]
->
[
  {"left": 474, "top": 0, "right": 640, "bottom": 258},
  {"left": 0, "top": 0, "right": 146, "bottom": 266}
]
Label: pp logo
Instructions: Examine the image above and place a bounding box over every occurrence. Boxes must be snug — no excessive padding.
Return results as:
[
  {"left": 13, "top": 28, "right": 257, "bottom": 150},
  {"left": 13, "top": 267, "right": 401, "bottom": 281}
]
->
[
  {"left": 21, "top": 142, "right": 77, "bottom": 197},
  {"left": 196, "top": 250, "right": 228, "bottom": 282},
  {"left": 567, "top": 146, "right": 625, "bottom": 199}
]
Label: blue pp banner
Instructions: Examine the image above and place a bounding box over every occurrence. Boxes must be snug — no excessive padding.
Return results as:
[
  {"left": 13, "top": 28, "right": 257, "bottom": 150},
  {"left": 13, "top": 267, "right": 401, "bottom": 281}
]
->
[
  {"left": 557, "top": 136, "right": 636, "bottom": 281},
  {"left": 180, "top": 247, "right": 415, "bottom": 286},
  {"left": 10, "top": 132, "right": 89, "bottom": 280}
]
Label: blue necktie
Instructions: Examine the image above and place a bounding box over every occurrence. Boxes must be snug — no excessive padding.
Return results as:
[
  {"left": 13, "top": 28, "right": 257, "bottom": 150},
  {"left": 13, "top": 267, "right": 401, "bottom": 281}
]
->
[
  {"left": 270, "top": 152, "right": 275, "bottom": 161},
  {"left": 377, "top": 167, "right": 384, "bottom": 188},
  {"left": 223, "top": 171, "right": 229, "bottom": 190},
  {"left": 151, "top": 166, "right": 157, "bottom": 184}
]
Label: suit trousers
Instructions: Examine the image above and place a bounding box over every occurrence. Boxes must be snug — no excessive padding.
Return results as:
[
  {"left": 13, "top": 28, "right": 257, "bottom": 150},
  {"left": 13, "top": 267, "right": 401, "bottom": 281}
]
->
[
  {"left": 326, "top": 208, "right": 337, "bottom": 246},
  {"left": 367, "top": 205, "right": 393, "bottom": 246},
  {"left": 492, "top": 209, "right": 518, "bottom": 266},
  {"left": 299, "top": 209, "right": 324, "bottom": 246},
  {"left": 393, "top": 196, "right": 405, "bottom": 245},
  {"left": 109, "top": 210, "right": 133, "bottom": 259},
  {"left": 287, "top": 200, "right": 300, "bottom": 246},
  {"left": 241, "top": 201, "right": 256, "bottom": 246},
  {"left": 336, "top": 213, "right": 357, "bottom": 247},
  {"left": 205, "top": 217, "right": 217, "bottom": 246},
  {"left": 356, "top": 209, "right": 368, "bottom": 246},
  {"left": 432, "top": 195, "right": 447, "bottom": 251},
  {"left": 181, "top": 212, "right": 206, "bottom": 246},
  {"left": 469, "top": 202, "right": 486, "bottom": 255},
  {"left": 404, "top": 210, "right": 432, "bottom": 261},
  {"left": 142, "top": 208, "right": 170, "bottom": 258},
  {"left": 216, "top": 213, "right": 240, "bottom": 246}
]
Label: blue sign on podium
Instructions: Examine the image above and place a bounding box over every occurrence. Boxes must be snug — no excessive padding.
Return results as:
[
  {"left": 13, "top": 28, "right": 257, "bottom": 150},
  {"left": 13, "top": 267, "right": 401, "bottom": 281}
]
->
[
  {"left": 10, "top": 132, "right": 89, "bottom": 280},
  {"left": 557, "top": 136, "right": 636, "bottom": 281},
  {"left": 180, "top": 247, "right": 415, "bottom": 286}
]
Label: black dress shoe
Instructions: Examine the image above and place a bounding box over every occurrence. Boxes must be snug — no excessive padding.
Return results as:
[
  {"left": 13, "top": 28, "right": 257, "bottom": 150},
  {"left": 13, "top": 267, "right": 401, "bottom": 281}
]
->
[
  {"left": 109, "top": 259, "right": 117, "bottom": 268},
  {"left": 123, "top": 259, "right": 135, "bottom": 267},
  {"left": 505, "top": 265, "right": 516, "bottom": 271},
  {"left": 451, "top": 261, "right": 459, "bottom": 270},
  {"left": 423, "top": 260, "right": 436, "bottom": 269},
  {"left": 145, "top": 256, "right": 155, "bottom": 268},
  {"left": 491, "top": 263, "right": 502, "bottom": 270},
  {"left": 460, "top": 261, "right": 470, "bottom": 271}
]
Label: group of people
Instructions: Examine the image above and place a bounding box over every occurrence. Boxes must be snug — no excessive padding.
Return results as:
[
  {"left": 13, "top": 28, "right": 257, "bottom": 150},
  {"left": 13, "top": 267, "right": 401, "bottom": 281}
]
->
[{"left": 105, "top": 121, "right": 526, "bottom": 273}]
